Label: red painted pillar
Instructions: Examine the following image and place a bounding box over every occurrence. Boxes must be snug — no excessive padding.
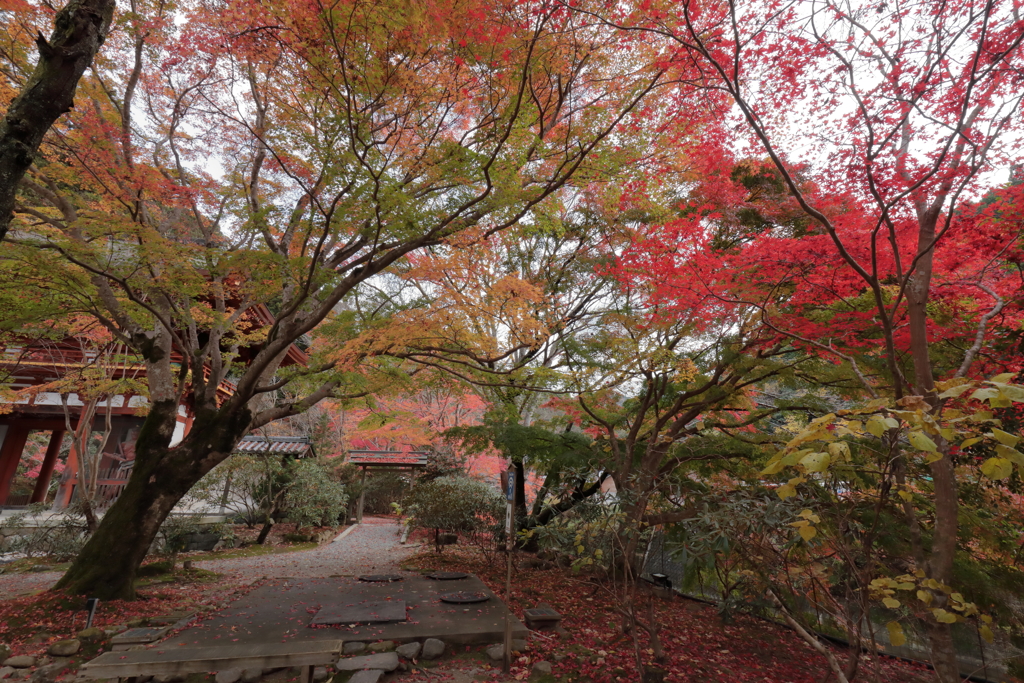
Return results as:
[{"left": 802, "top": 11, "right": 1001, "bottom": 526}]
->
[
  {"left": 0, "top": 426, "right": 31, "bottom": 505},
  {"left": 54, "top": 420, "right": 84, "bottom": 509},
  {"left": 30, "top": 429, "right": 65, "bottom": 504}
]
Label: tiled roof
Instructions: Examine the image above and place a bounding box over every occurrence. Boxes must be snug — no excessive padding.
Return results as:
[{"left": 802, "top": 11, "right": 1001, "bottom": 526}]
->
[
  {"left": 347, "top": 450, "right": 429, "bottom": 467},
  {"left": 235, "top": 436, "right": 312, "bottom": 456}
]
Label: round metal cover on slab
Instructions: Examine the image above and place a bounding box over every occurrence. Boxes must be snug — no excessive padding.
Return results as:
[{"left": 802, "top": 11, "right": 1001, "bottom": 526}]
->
[
  {"left": 426, "top": 571, "right": 469, "bottom": 580},
  {"left": 358, "top": 574, "right": 404, "bottom": 582},
  {"left": 439, "top": 591, "right": 490, "bottom": 604}
]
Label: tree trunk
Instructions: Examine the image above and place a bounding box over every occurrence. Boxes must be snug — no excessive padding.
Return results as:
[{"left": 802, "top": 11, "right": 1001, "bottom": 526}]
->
[
  {"left": 55, "top": 401, "right": 250, "bottom": 599},
  {"left": 0, "top": 0, "right": 115, "bottom": 241},
  {"left": 256, "top": 519, "right": 274, "bottom": 545},
  {"left": 53, "top": 447, "right": 184, "bottom": 599},
  {"left": 925, "top": 620, "right": 961, "bottom": 683},
  {"left": 513, "top": 458, "right": 527, "bottom": 522},
  {"left": 905, "top": 213, "right": 962, "bottom": 682}
]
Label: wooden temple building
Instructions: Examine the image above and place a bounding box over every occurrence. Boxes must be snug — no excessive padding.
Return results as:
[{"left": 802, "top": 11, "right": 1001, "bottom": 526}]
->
[{"left": 0, "top": 310, "right": 307, "bottom": 510}]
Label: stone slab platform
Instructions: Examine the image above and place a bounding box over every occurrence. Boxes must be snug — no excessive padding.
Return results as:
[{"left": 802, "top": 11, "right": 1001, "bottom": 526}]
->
[
  {"left": 161, "top": 573, "right": 527, "bottom": 648},
  {"left": 311, "top": 600, "right": 407, "bottom": 625}
]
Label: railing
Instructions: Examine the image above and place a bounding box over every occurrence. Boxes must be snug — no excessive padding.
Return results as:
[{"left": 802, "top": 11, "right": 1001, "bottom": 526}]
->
[{"left": 65, "top": 463, "right": 134, "bottom": 510}]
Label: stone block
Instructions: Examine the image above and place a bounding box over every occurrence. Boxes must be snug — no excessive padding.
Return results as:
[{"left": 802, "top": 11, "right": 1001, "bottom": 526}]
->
[
  {"left": 311, "top": 667, "right": 328, "bottom": 682},
  {"left": 341, "top": 643, "right": 365, "bottom": 655},
  {"left": 241, "top": 669, "right": 262, "bottom": 683},
  {"left": 31, "top": 662, "right": 67, "bottom": 683},
  {"left": 420, "top": 639, "right": 444, "bottom": 661},
  {"left": 153, "top": 675, "right": 184, "bottom": 683},
  {"left": 345, "top": 671, "right": 383, "bottom": 683},
  {"left": 46, "top": 641, "right": 80, "bottom": 658},
  {"left": 76, "top": 629, "right": 106, "bottom": 644},
  {"left": 0, "top": 667, "right": 15, "bottom": 680},
  {"left": 364, "top": 641, "right": 394, "bottom": 653},
  {"left": 3, "top": 658, "right": 35, "bottom": 669},
  {"left": 485, "top": 645, "right": 503, "bottom": 662},
  {"left": 215, "top": 669, "right": 242, "bottom": 683},
  {"left": 394, "top": 642, "right": 420, "bottom": 660},
  {"left": 0, "top": 647, "right": 9, "bottom": 663},
  {"left": 334, "top": 653, "right": 398, "bottom": 673},
  {"left": 531, "top": 661, "right": 552, "bottom": 675}
]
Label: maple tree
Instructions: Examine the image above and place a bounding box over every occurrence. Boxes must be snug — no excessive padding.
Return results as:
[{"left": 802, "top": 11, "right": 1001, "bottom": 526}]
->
[
  {"left": 387, "top": 225, "right": 620, "bottom": 518},
  {"left": 587, "top": 0, "right": 1024, "bottom": 678},
  {"left": 0, "top": 0, "right": 115, "bottom": 241},
  {"left": 0, "top": 0, "right": 669, "bottom": 599}
]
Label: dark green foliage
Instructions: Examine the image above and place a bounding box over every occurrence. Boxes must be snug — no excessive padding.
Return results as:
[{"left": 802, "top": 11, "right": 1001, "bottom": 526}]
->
[{"left": 404, "top": 475, "right": 504, "bottom": 538}]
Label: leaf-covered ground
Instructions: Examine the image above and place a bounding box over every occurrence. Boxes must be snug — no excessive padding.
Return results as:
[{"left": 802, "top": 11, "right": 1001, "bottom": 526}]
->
[
  {"left": 0, "top": 569, "right": 258, "bottom": 657},
  {"left": 406, "top": 546, "right": 936, "bottom": 683}
]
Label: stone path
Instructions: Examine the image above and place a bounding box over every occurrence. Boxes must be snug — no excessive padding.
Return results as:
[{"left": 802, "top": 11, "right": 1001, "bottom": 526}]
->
[{"left": 0, "top": 517, "right": 416, "bottom": 600}]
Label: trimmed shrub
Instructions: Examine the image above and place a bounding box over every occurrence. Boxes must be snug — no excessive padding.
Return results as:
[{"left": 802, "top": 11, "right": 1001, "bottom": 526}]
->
[
  {"left": 404, "top": 475, "right": 503, "bottom": 546},
  {"left": 283, "top": 460, "right": 348, "bottom": 527}
]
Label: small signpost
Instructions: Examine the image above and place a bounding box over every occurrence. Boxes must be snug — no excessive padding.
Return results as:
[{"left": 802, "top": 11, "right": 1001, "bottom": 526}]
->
[
  {"left": 500, "top": 468, "right": 515, "bottom": 674},
  {"left": 85, "top": 598, "right": 100, "bottom": 629}
]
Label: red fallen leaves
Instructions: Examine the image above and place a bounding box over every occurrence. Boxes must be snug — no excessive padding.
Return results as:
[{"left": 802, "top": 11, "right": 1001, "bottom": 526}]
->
[
  {"left": 0, "top": 577, "right": 263, "bottom": 659},
  {"left": 410, "top": 548, "right": 935, "bottom": 683}
]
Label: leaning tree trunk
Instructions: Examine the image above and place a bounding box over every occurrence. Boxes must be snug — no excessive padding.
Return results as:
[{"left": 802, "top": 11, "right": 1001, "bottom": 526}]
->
[
  {"left": 54, "top": 401, "right": 251, "bottom": 599},
  {"left": 0, "top": 0, "right": 115, "bottom": 241}
]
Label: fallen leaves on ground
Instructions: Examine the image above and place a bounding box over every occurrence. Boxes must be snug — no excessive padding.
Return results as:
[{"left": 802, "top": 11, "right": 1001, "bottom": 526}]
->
[
  {"left": 408, "top": 547, "right": 936, "bottom": 683},
  {"left": 0, "top": 571, "right": 262, "bottom": 659}
]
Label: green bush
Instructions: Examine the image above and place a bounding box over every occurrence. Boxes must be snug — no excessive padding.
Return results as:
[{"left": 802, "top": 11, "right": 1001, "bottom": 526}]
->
[
  {"left": 405, "top": 475, "right": 504, "bottom": 538},
  {"left": 362, "top": 472, "right": 410, "bottom": 515},
  {"left": 188, "top": 455, "right": 289, "bottom": 527},
  {"left": 283, "top": 460, "right": 348, "bottom": 528},
  {"left": 0, "top": 503, "right": 89, "bottom": 562}
]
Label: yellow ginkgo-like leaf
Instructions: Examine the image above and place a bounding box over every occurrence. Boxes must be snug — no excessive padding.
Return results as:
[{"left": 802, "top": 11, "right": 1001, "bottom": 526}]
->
[
  {"left": 827, "top": 441, "right": 851, "bottom": 461},
  {"left": 980, "top": 457, "right": 1013, "bottom": 481},
  {"left": 798, "top": 509, "right": 821, "bottom": 523},
  {"left": 995, "top": 444, "right": 1024, "bottom": 466},
  {"left": 933, "top": 609, "right": 957, "bottom": 624},
  {"left": 908, "top": 431, "right": 938, "bottom": 453},
  {"left": 800, "top": 452, "right": 831, "bottom": 473},
  {"left": 866, "top": 416, "right": 887, "bottom": 437},
  {"left": 886, "top": 621, "right": 906, "bottom": 647},
  {"left": 991, "top": 428, "right": 1020, "bottom": 447},
  {"left": 980, "top": 624, "right": 995, "bottom": 644},
  {"left": 882, "top": 597, "right": 901, "bottom": 609},
  {"left": 938, "top": 382, "right": 973, "bottom": 399},
  {"left": 798, "top": 525, "right": 817, "bottom": 542}
]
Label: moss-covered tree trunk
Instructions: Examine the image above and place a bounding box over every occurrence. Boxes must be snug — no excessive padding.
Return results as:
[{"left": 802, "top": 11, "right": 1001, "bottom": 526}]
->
[
  {"left": 0, "top": 0, "right": 115, "bottom": 241},
  {"left": 54, "top": 401, "right": 251, "bottom": 600}
]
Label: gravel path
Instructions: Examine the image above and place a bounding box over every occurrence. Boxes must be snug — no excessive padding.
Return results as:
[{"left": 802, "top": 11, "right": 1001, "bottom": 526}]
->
[
  {"left": 0, "top": 517, "right": 416, "bottom": 600},
  {"left": 193, "top": 517, "right": 416, "bottom": 580},
  {"left": 0, "top": 568, "right": 58, "bottom": 600}
]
